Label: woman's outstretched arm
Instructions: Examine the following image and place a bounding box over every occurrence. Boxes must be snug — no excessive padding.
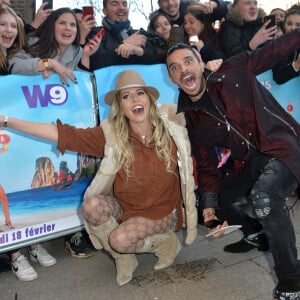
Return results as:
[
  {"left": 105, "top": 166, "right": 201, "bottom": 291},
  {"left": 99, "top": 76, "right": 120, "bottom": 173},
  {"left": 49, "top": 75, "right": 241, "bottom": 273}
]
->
[{"left": 0, "top": 115, "right": 58, "bottom": 142}]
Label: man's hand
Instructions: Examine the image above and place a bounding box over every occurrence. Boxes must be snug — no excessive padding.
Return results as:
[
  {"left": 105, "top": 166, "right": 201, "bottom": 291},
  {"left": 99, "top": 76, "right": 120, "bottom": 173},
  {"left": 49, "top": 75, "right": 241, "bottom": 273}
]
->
[
  {"left": 203, "top": 208, "right": 228, "bottom": 238},
  {"left": 249, "top": 20, "right": 277, "bottom": 50},
  {"left": 115, "top": 43, "right": 144, "bottom": 58},
  {"left": 206, "top": 59, "right": 223, "bottom": 72},
  {"left": 124, "top": 32, "right": 147, "bottom": 48}
]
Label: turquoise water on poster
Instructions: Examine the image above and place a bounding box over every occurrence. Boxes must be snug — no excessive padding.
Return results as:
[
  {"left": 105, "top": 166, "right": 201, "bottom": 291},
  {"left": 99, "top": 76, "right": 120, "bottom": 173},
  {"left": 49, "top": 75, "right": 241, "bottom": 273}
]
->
[{"left": 6, "top": 177, "right": 92, "bottom": 217}]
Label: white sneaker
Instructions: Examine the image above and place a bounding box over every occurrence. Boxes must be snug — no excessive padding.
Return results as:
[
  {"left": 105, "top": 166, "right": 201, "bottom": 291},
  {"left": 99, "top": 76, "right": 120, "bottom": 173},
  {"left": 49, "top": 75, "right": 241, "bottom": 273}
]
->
[
  {"left": 29, "top": 244, "right": 57, "bottom": 267},
  {"left": 11, "top": 255, "right": 38, "bottom": 281}
]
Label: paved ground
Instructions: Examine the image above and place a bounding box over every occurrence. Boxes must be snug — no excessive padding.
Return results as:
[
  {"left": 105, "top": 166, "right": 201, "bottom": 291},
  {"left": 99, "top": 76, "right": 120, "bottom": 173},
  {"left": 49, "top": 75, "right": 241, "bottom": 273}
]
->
[{"left": 0, "top": 197, "right": 299, "bottom": 300}]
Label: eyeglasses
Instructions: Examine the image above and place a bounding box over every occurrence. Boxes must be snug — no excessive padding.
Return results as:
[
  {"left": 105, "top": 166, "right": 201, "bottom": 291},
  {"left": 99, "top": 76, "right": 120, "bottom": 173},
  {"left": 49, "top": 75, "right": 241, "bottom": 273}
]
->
[{"left": 119, "top": 89, "right": 146, "bottom": 101}]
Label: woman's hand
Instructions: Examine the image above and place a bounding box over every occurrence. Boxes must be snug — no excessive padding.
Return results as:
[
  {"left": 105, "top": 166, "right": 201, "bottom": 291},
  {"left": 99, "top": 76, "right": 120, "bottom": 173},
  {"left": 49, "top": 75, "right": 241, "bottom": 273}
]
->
[
  {"left": 78, "top": 15, "right": 96, "bottom": 45},
  {"left": 83, "top": 35, "right": 102, "bottom": 56},
  {"left": 38, "top": 59, "right": 77, "bottom": 86},
  {"left": 81, "top": 36, "right": 102, "bottom": 69},
  {"left": 51, "top": 61, "right": 77, "bottom": 86},
  {"left": 31, "top": 3, "right": 52, "bottom": 29}
]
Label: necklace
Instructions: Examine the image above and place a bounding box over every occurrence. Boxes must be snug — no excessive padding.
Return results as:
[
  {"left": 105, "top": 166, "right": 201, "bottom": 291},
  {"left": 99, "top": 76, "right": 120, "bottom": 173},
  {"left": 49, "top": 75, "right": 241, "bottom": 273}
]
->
[{"left": 132, "top": 124, "right": 151, "bottom": 142}]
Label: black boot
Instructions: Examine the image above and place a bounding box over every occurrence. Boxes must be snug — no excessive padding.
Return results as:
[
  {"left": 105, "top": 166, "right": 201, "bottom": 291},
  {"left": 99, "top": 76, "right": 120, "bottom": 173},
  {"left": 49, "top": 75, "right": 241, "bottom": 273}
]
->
[
  {"left": 277, "top": 278, "right": 300, "bottom": 293},
  {"left": 223, "top": 232, "right": 270, "bottom": 253}
]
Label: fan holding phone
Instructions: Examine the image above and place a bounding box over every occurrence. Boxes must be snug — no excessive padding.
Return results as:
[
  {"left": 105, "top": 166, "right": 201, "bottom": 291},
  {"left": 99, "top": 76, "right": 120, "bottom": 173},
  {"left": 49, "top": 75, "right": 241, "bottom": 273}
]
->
[
  {"left": 264, "top": 15, "right": 276, "bottom": 29},
  {"left": 72, "top": 7, "right": 98, "bottom": 46},
  {"left": 219, "top": 0, "right": 278, "bottom": 58},
  {"left": 82, "top": 6, "right": 94, "bottom": 21},
  {"left": 272, "top": 8, "right": 300, "bottom": 85},
  {"left": 9, "top": 7, "right": 101, "bottom": 84}
]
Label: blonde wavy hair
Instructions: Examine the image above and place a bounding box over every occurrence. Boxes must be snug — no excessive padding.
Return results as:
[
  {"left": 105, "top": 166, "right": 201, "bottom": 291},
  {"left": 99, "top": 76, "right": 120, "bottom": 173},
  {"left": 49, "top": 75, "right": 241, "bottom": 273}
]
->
[{"left": 108, "top": 90, "right": 174, "bottom": 176}]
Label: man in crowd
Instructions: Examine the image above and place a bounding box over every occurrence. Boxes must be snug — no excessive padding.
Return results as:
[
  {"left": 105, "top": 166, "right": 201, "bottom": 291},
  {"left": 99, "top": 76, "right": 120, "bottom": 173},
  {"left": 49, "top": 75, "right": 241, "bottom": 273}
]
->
[{"left": 89, "top": 0, "right": 159, "bottom": 70}]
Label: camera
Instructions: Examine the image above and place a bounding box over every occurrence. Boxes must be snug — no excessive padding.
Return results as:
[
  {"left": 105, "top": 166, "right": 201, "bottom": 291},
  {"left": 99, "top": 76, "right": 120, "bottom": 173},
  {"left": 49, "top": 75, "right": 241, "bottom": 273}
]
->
[{"left": 139, "top": 28, "right": 165, "bottom": 48}]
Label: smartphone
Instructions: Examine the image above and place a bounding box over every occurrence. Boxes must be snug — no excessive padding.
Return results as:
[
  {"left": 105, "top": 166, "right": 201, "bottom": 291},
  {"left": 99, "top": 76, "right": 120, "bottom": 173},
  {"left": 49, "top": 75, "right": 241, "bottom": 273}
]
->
[
  {"left": 95, "top": 28, "right": 105, "bottom": 38},
  {"left": 264, "top": 15, "right": 276, "bottom": 29},
  {"left": 82, "top": 6, "right": 94, "bottom": 21},
  {"left": 42, "top": 0, "right": 53, "bottom": 10},
  {"left": 88, "top": 28, "right": 105, "bottom": 46},
  {"left": 189, "top": 35, "right": 199, "bottom": 43}
]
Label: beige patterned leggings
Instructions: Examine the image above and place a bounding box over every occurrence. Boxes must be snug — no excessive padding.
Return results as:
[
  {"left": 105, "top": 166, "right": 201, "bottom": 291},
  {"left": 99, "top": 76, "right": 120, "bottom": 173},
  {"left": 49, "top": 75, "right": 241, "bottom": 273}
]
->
[{"left": 82, "top": 195, "right": 174, "bottom": 253}]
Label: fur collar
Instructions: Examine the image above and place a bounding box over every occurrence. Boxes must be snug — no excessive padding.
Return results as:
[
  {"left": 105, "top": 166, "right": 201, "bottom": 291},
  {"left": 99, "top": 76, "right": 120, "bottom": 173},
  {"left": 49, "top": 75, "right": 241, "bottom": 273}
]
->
[
  {"left": 159, "top": 103, "right": 186, "bottom": 127},
  {"left": 226, "top": 3, "right": 266, "bottom": 27}
]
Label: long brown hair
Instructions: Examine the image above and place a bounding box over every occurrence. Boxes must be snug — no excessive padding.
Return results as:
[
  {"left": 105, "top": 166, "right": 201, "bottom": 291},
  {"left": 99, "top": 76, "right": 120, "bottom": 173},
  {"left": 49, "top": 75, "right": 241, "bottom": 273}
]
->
[
  {"left": 26, "top": 7, "right": 80, "bottom": 59},
  {"left": 0, "top": 7, "right": 25, "bottom": 70},
  {"left": 183, "top": 7, "right": 220, "bottom": 49}
]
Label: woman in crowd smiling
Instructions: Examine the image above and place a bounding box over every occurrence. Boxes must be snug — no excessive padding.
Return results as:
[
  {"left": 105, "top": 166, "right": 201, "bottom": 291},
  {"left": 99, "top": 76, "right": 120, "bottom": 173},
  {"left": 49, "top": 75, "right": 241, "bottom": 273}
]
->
[{"left": 9, "top": 7, "right": 100, "bottom": 85}]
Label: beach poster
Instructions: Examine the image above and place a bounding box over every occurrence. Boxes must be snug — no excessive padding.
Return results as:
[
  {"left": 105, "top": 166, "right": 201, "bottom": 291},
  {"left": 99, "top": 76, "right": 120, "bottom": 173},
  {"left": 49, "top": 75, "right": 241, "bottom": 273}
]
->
[{"left": 0, "top": 71, "right": 98, "bottom": 252}]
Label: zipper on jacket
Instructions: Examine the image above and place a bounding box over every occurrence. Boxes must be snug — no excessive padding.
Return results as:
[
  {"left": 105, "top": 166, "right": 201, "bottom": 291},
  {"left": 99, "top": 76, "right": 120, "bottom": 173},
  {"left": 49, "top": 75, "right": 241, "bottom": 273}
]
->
[
  {"left": 202, "top": 107, "right": 256, "bottom": 150},
  {"left": 263, "top": 106, "right": 297, "bottom": 136}
]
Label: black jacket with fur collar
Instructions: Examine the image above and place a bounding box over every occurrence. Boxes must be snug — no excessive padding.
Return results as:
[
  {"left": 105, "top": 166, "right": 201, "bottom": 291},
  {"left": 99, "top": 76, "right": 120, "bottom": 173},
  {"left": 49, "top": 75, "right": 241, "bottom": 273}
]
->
[{"left": 219, "top": 4, "right": 266, "bottom": 58}]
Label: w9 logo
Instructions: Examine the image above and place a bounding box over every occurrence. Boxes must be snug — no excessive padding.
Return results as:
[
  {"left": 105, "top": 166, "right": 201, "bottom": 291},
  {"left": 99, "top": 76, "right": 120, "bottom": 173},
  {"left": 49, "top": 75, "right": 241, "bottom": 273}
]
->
[{"left": 21, "top": 84, "right": 68, "bottom": 108}]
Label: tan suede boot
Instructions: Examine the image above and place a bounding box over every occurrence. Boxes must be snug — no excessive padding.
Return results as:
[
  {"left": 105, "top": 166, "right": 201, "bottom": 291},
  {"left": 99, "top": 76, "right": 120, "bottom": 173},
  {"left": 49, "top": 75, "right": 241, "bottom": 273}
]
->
[
  {"left": 139, "top": 231, "right": 182, "bottom": 270},
  {"left": 85, "top": 216, "right": 138, "bottom": 286}
]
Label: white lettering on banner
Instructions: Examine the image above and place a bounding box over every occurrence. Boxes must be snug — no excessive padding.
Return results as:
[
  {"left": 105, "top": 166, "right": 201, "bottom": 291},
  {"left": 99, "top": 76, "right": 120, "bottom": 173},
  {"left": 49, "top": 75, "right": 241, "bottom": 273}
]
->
[
  {"left": 258, "top": 79, "right": 272, "bottom": 90},
  {"left": 48, "top": 85, "right": 68, "bottom": 105},
  {"left": 21, "top": 84, "right": 68, "bottom": 108}
]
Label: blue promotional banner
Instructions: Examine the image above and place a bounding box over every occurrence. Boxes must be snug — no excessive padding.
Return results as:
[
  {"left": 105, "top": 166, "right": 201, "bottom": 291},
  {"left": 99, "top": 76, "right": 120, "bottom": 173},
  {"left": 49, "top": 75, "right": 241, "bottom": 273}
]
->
[
  {"left": 257, "top": 70, "right": 300, "bottom": 123},
  {"left": 94, "top": 65, "right": 300, "bottom": 123},
  {"left": 94, "top": 64, "right": 179, "bottom": 121},
  {"left": 0, "top": 71, "right": 97, "bottom": 252}
]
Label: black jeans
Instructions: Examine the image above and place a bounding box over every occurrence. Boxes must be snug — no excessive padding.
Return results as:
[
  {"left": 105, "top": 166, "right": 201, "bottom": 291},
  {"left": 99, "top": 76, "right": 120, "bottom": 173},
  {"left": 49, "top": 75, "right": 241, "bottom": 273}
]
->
[
  {"left": 217, "top": 151, "right": 271, "bottom": 235},
  {"left": 218, "top": 151, "right": 300, "bottom": 282}
]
